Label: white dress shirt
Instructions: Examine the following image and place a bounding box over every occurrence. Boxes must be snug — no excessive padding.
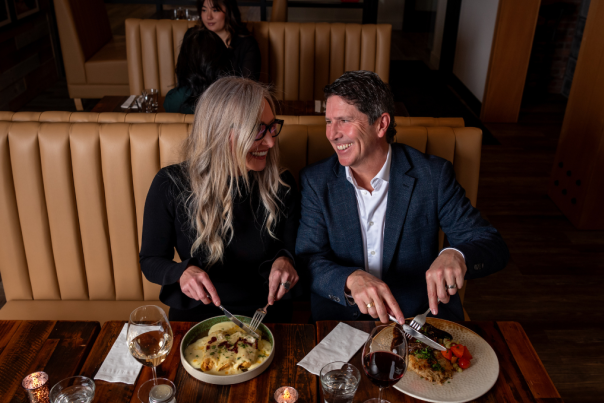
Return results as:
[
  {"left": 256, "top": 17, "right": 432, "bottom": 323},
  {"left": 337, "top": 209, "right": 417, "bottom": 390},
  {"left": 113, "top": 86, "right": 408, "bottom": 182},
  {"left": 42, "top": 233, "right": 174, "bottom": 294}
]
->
[{"left": 345, "top": 146, "right": 392, "bottom": 280}]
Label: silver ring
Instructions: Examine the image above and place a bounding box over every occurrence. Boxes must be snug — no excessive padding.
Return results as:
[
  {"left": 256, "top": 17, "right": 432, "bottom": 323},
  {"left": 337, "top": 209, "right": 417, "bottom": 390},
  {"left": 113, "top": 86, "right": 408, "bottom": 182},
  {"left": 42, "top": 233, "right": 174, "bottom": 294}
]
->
[
  {"left": 280, "top": 281, "right": 291, "bottom": 291},
  {"left": 447, "top": 284, "right": 457, "bottom": 290}
]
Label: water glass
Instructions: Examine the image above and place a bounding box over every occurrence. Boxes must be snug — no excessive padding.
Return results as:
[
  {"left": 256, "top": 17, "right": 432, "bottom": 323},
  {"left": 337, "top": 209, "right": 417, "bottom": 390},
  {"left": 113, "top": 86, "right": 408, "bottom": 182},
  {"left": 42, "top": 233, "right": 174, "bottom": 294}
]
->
[
  {"left": 320, "top": 362, "right": 361, "bottom": 403},
  {"left": 173, "top": 7, "right": 186, "bottom": 20},
  {"left": 49, "top": 376, "right": 95, "bottom": 403},
  {"left": 144, "top": 89, "right": 159, "bottom": 112}
]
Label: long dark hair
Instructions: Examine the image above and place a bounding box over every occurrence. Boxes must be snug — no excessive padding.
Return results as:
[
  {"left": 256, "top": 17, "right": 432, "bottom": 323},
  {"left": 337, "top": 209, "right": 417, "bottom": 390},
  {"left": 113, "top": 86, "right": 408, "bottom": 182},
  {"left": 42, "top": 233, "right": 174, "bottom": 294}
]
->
[
  {"left": 196, "top": 0, "right": 250, "bottom": 42},
  {"left": 175, "top": 28, "right": 230, "bottom": 111}
]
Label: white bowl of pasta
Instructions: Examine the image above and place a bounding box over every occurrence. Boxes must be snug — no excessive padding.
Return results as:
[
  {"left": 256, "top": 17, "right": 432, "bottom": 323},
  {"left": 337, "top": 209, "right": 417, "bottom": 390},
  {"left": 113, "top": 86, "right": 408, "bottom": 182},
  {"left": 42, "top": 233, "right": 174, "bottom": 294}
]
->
[{"left": 180, "top": 315, "right": 275, "bottom": 385}]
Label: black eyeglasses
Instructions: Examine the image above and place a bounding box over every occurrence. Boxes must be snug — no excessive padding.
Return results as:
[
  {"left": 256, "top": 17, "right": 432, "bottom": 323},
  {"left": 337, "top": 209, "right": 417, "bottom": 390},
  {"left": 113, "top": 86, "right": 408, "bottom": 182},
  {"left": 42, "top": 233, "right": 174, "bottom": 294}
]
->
[{"left": 254, "top": 119, "right": 284, "bottom": 141}]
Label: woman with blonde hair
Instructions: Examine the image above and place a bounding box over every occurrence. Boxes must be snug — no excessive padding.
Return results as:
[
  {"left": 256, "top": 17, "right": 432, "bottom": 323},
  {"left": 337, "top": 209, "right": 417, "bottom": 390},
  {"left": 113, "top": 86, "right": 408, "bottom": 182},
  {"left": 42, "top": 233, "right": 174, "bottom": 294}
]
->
[{"left": 140, "top": 76, "right": 299, "bottom": 322}]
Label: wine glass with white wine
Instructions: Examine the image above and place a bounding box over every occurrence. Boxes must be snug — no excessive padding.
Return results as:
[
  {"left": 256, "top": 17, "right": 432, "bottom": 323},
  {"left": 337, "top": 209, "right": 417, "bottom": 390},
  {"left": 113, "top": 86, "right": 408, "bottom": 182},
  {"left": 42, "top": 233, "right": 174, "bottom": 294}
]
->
[{"left": 127, "top": 305, "right": 174, "bottom": 403}]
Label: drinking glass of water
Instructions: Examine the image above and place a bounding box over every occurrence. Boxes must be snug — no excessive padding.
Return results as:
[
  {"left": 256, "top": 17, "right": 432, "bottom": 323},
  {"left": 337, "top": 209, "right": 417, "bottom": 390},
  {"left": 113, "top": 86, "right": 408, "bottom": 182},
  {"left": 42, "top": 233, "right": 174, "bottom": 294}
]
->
[
  {"left": 49, "top": 376, "right": 95, "bottom": 403},
  {"left": 320, "top": 362, "right": 361, "bottom": 403}
]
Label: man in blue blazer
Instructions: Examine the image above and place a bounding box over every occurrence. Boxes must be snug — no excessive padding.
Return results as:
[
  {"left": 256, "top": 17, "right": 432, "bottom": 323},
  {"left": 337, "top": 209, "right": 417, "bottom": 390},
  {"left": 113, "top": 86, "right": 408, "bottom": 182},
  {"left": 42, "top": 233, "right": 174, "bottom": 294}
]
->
[{"left": 295, "top": 71, "right": 509, "bottom": 323}]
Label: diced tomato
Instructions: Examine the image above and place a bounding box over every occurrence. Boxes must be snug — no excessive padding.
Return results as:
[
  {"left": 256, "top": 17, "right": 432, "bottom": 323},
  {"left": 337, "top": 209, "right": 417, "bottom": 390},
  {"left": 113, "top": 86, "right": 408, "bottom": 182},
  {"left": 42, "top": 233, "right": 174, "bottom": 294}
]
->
[
  {"left": 462, "top": 346, "right": 473, "bottom": 360},
  {"left": 441, "top": 349, "right": 452, "bottom": 360},
  {"left": 458, "top": 357, "right": 471, "bottom": 369},
  {"left": 451, "top": 344, "right": 465, "bottom": 358}
]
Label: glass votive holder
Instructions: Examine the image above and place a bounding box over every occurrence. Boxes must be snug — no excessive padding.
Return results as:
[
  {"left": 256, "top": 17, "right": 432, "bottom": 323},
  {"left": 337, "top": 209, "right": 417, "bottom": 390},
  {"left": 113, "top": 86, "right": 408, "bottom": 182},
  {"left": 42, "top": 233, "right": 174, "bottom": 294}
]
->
[
  {"left": 22, "top": 372, "right": 50, "bottom": 403},
  {"left": 274, "top": 386, "right": 298, "bottom": 403},
  {"left": 138, "top": 378, "right": 176, "bottom": 403}
]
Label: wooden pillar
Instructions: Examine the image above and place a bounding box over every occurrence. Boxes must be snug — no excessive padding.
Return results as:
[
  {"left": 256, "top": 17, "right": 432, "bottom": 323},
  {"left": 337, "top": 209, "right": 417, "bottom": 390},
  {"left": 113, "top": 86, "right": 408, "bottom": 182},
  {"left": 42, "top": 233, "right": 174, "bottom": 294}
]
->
[
  {"left": 481, "top": 0, "right": 541, "bottom": 123},
  {"left": 548, "top": 1, "right": 604, "bottom": 229}
]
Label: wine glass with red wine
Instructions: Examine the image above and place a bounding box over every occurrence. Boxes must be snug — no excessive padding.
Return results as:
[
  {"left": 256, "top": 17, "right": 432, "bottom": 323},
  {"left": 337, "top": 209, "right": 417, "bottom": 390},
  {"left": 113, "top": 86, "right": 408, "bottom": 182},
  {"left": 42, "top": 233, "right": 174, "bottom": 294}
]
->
[{"left": 361, "top": 324, "right": 408, "bottom": 403}]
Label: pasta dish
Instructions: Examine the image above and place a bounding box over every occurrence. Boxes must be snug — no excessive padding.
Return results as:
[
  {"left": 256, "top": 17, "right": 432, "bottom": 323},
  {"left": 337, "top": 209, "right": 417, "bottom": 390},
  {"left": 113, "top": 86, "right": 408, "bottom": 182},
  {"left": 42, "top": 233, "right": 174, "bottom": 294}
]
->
[{"left": 184, "top": 322, "right": 272, "bottom": 375}]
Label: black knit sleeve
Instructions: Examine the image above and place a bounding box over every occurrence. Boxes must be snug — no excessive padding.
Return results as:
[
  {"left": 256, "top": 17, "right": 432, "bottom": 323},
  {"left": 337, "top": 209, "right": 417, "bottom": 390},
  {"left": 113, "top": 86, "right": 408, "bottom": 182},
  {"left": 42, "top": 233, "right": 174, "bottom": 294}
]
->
[{"left": 139, "top": 167, "right": 198, "bottom": 288}]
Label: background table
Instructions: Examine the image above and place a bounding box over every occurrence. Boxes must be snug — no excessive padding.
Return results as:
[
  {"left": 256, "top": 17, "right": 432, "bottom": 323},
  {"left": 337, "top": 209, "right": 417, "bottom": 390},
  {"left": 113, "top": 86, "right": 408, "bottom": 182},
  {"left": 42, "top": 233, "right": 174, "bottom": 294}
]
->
[
  {"left": 92, "top": 96, "right": 409, "bottom": 117},
  {"left": 80, "top": 321, "right": 316, "bottom": 403},
  {"left": 0, "top": 320, "right": 100, "bottom": 403},
  {"left": 317, "top": 321, "right": 563, "bottom": 403}
]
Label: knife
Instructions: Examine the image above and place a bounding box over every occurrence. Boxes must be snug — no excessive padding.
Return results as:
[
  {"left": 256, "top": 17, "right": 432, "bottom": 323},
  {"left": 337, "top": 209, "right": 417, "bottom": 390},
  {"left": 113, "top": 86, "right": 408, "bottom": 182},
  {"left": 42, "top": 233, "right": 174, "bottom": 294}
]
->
[
  {"left": 388, "top": 314, "right": 446, "bottom": 351},
  {"left": 207, "top": 294, "right": 260, "bottom": 338},
  {"left": 219, "top": 305, "right": 260, "bottom": 339}
]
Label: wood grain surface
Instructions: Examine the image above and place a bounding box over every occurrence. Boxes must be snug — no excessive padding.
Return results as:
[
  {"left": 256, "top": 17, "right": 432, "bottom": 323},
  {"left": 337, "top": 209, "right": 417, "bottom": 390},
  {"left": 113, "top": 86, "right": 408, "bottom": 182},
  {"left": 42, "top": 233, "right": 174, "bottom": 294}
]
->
[
  {"left": 0, "top": 320, "right": 100, "bottom": 403},
  {"left": 91, "top": 96, "right": 409, "bottom": 117},
  {"left": 81, "top": 321, "right": 316, "bottom": 403},
  {"left": 317, "top": 320, "right": 563, "bottom": 403}
]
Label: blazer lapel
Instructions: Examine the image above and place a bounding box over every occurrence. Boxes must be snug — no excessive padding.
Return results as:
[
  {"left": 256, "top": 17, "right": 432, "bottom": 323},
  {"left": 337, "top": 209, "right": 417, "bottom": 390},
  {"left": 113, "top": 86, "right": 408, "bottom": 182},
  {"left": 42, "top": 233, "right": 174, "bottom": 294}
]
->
[
  {"left": 327, "top": 161, "right": 365, "bottom": 265},
  {"left": 382, "top": 147, "right": 416, "bottom": 277}
]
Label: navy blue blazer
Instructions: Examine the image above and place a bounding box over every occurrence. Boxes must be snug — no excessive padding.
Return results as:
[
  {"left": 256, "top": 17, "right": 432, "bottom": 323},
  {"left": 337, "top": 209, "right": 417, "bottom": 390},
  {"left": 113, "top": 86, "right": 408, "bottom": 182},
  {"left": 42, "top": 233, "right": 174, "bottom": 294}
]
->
[{"left": 295, "top": 143, "right": 509, "bottom": 322}]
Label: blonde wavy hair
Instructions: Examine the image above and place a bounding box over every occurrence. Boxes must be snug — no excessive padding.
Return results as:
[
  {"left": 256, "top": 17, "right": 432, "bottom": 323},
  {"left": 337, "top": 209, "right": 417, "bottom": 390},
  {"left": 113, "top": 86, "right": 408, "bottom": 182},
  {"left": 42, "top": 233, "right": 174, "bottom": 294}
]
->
[{"left": 182, "top": 76, "right": 287, "bottom": 268}]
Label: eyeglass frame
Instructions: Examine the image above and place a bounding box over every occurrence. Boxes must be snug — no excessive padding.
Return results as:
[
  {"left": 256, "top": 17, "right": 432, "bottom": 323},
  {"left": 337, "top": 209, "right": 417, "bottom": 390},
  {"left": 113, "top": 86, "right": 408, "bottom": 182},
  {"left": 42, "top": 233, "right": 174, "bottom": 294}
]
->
[{"left": 254, "top": 119, "right": 284, "bottom": 141}]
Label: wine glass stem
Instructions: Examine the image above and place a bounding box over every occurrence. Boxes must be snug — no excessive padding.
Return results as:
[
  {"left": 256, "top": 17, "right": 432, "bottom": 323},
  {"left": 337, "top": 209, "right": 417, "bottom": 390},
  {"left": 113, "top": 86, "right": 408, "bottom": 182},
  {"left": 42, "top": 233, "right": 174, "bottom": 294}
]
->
[
  {"left": 151, "top": 366, "right": 158, "bottom": 384},
  {"left": 378, "top": 387, "right": 383, "bottom": 403}
]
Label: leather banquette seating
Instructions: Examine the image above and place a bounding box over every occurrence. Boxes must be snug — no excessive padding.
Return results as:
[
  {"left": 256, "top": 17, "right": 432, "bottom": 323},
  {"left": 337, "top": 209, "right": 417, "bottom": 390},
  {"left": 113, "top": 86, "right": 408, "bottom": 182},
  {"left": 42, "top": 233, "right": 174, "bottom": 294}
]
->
[
  {"left": 54, "top": 0, "right": 130, "bottom": 110},
  {"left": 0, "top": 112, "right": 479, "bottom": 323},
  {"left": 126, "top": 20, "right": 391, "bottom": 100}
]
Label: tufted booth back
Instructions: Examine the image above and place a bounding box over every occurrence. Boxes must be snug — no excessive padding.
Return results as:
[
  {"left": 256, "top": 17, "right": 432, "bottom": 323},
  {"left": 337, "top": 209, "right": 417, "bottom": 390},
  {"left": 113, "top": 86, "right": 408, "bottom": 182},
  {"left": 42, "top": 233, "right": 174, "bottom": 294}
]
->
[
  {"left": 125, "top": 20, "right": 391, "bottom": 100},
  {"left": 0, "top": 114, "right": 480, "bottom": 322}
]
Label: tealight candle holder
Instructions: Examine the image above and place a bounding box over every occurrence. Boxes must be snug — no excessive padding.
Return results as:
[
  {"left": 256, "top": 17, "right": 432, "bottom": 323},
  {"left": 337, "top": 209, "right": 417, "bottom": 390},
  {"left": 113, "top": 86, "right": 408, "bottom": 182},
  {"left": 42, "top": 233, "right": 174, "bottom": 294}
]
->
[
  {"left": 274, "top": 386, "right": 298, "bottom": 403},
  {"left": 22, "top": 372, "right": 50, "bottom": 403}
]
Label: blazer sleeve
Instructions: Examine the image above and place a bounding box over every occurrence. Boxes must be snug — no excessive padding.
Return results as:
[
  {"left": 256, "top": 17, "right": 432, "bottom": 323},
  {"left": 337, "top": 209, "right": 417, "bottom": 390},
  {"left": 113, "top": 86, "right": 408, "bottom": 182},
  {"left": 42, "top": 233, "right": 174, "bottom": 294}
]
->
[
  {"left": 295, "top": 170, "right": 361, "bottom": 306},
  {"left": 436, "top": 161, "right": 509, "bottom": 279}
]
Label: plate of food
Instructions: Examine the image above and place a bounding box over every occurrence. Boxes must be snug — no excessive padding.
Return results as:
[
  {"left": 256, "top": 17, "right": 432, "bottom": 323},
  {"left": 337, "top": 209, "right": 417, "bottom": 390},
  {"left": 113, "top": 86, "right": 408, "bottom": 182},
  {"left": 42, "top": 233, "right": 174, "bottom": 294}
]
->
[
  {"left": 394, "top": 318, "right": 499, "bottom": 403},
  {"left": 180, "top": 315, "right": 274, "bottom": 385}
]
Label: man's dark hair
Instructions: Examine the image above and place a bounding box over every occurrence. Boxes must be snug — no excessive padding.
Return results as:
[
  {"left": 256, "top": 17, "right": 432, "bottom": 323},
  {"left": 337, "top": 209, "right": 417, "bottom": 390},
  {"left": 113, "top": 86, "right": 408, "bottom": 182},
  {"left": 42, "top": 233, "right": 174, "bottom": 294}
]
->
[{"left": 324, "top": 70, "right": 397, "bottom": 143}]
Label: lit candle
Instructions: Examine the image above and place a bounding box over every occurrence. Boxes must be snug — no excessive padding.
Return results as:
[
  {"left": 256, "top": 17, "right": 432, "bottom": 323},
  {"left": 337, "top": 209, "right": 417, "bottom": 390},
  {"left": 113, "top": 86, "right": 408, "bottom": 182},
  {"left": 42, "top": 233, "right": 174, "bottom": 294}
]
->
[
  {"left": 274, "top": 386, "right": 298, "bottom": 403},
  {"left": 22, "top": 372, "right": 50, "bottom": 403}
]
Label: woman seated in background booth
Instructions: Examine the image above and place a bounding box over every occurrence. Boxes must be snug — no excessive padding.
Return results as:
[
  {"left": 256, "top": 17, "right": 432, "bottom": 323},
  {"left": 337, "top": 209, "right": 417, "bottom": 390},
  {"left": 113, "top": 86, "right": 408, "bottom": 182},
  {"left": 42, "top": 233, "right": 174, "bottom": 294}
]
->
[
  {"left": 197, "top": 0, "right": 261, "bottom": 80},
  {"left": 164, "top": 28, "right": 229, "bottom": 114},
  {"left": 141, "top": 77, "right": 300, "bottom": 323}
]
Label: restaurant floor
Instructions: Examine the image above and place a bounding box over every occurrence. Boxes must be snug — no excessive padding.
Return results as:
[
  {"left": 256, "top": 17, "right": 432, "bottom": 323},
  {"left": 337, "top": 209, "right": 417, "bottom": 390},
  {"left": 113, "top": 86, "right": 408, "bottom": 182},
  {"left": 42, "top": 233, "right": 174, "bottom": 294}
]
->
[{"left": 5, "top": 57, "right": 603, "bottom": 403}]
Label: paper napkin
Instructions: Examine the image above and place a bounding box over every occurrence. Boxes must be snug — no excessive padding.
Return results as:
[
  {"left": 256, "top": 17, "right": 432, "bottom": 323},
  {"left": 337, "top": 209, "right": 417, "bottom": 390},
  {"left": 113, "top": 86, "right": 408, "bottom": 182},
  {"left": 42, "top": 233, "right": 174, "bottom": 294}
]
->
[
  {"left": 297, "top": 322, "right": 369, "bottom": 375},
  {"left": 94, "top": 323, "right": 143, "bottom": 384}
]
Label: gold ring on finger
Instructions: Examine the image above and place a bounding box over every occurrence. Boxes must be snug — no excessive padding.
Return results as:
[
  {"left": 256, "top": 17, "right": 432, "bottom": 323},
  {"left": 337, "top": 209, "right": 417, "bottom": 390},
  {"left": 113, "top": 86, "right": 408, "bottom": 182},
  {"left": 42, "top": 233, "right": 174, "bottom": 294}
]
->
[{"left": 366, "top": 302, "right": 375, "bottom": 308}]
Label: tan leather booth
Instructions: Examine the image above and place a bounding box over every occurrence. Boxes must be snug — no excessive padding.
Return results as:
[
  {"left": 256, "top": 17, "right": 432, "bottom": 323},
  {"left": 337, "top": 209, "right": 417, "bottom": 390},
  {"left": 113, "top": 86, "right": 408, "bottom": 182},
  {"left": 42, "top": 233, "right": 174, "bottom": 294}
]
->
[
  {"left": 54, "top": 0, "right": 130, "bottom": 110},
  {"left": 0, "top": 113, "right": 479, "bottom": 323},
  {"left": 126, "top": 20, "right": 391, "bottom": 100},
  {"left": 0, "top": 112, "right": 464, "bottom": 129}
]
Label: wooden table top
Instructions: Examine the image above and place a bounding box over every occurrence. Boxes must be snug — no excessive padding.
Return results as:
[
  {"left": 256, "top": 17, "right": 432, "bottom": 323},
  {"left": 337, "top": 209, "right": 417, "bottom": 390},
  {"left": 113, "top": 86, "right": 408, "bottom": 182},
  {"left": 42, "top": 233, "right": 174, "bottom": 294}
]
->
[
  {"left": 80, "top": 321, "right": 316, "bottom": 403},
  {"left": 92, "top": 96, "right": 409, "bottom": 117},
  {"left": 0, "top": 320, "right": 100, "bottom": 402},
  {"left": 317, "top": 321, "right": 563, "bottom": 403}
]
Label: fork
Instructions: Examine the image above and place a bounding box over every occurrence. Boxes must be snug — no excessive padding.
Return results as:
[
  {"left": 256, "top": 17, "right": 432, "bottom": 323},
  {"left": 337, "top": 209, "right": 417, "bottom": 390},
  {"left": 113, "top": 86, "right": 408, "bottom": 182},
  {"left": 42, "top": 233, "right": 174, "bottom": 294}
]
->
[
  {"left": 249, "top": 303, "right": 270, "bottom": 331},
  {"left": 409, "top": 306, "right": 431, "bottom": 332}
]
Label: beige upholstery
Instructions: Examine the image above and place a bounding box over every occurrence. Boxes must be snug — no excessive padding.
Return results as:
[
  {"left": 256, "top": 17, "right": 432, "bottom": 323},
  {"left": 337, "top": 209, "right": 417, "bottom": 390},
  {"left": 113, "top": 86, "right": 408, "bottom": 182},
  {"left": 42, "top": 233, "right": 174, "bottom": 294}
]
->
[
  {"left": 0, "top": 113, "right": 480, "bottom": 322},
  {"left": 271, "top": 0, "right": 288, "bottom": 22},
  {"left": 54, "top": 0, "right": 129, "bottom": 103},
  {"left": 126, "top": 20, "right": 391, "bottom": 100}
]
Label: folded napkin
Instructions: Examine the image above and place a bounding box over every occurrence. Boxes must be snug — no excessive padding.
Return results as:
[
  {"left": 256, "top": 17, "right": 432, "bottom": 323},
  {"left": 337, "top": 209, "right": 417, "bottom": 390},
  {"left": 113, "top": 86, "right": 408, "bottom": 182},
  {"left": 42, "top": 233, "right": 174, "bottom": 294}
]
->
[
  {"left": 94, "top": 323, "right": 143, "bottom": 384},
  {"left": 297, "top": 323, "right": 369, "bottom": 375}
]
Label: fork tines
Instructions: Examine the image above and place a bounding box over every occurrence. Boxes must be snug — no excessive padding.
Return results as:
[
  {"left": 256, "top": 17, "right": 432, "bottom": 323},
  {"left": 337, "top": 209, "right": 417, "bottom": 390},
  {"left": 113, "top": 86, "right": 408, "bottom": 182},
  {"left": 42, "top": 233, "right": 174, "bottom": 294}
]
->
[{"left": 249, "top": 304, "right": 269, "bottom": 332}]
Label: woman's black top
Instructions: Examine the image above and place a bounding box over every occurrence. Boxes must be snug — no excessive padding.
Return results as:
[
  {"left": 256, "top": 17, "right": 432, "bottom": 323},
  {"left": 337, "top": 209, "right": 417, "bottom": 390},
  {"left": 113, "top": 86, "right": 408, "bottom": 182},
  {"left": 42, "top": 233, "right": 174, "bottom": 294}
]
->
[
  {"left": 228, "top": 34, "right": 261, "bottom": 81},
  {"left": 140, "top": 164, "right": 300, "bottom": 322}
]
